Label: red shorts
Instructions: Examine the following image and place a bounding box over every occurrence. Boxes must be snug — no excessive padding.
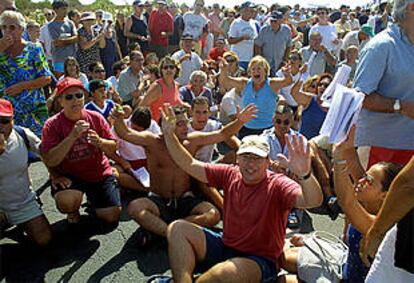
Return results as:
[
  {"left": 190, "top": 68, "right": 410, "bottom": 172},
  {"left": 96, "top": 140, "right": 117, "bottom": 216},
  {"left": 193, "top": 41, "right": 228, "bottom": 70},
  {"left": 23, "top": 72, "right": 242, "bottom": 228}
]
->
[{"left": 368, "top": 146, "right": 414, "bottom": 168}]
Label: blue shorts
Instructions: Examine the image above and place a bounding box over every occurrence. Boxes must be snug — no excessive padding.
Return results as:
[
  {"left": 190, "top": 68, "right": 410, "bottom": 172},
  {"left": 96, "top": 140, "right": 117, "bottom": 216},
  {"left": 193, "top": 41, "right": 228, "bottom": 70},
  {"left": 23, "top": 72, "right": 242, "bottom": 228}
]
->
[
  {"left": 52, "top": 175, "right": 121, "bottom": 209},
  {"left": 53, "top": 62, "right": 65, "bottom": 73},
  {"left": 198, "top": 228, "right": 278, "bottom": 283}
]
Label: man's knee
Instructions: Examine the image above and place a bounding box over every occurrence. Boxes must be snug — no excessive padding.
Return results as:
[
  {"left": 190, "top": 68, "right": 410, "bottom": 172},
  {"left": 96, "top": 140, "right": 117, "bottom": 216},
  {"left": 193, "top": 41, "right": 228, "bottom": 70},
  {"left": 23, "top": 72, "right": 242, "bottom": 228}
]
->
[
  {"left": 54, "top": 190, "right": 83, "bottom": 213},
  {"left": 203, "top": 207, "right": 221, "bottom": 226},
  {"left": 128, "top": 198, "right": 157, "bottom": 220},
  {"left": 166, "top": 219, "right": 191, "bottom": 241}
]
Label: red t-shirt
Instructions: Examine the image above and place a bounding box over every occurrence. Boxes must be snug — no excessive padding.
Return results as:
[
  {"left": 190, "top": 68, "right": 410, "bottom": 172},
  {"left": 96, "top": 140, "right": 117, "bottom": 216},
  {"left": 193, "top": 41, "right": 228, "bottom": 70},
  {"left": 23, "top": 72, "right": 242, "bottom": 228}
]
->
[
  {"left": 41, "top": 109, "right": 115, "bottom": 183},
  {"left": 204, "top": 164, "right": 300, "bottom": 262},
  {"left": 148, "top": 10, "right": 174, "bottom": 46},
  {"left": 208, "top": 47, "right": 227, "bottom": 61}
]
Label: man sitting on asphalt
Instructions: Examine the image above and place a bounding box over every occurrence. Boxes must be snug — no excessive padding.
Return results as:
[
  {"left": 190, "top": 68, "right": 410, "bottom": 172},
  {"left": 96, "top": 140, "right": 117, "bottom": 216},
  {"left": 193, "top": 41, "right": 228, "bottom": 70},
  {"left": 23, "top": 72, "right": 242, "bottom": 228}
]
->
[
  {"left": 40, "top": 77, "right": 121, "bottom": 228},
  {"left": 0, "top": 99, "right": 52, "bottom": 247},
  {"left": 111, "top": 103, "right": 257, "bottom": 245},
  {"left": 152, "top": 105, "right": 323, "bottom": 283}
]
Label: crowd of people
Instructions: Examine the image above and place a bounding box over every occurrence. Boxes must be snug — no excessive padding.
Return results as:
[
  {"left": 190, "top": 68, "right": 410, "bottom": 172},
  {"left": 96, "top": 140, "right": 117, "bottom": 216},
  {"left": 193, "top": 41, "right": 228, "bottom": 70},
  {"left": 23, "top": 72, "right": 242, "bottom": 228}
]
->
[{"left": 0, "top": 0, "right": 413, "bottom": 282}]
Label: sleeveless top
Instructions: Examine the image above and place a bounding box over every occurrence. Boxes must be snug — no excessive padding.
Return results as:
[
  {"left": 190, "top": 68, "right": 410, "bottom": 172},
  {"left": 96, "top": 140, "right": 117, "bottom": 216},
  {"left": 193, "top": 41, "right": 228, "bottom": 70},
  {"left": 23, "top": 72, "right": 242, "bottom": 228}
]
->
[
  {"left": 100, "top": 31, "right": 118, "bottom": 77},
  {"left": 343, "top": 224, "right": 369, "bottom": 283},
  {"left": 150, "top": 78, "right": 181, "bottom": 123},
  {"left": 300, "top": 96, "right": 327, "bottom": 139},
  {"left": 241, "top": 78, "right": 278, "bottom": 129},
  {"left": 130, "top": 15, "right": 149, "bottom": 51}
]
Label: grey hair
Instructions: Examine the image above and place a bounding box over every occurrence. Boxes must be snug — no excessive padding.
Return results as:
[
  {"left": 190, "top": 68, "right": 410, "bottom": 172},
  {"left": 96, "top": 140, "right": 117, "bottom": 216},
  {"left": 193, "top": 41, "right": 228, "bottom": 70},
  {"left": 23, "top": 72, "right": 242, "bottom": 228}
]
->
[
  {"left": 190, "top": 70, "right": 207, "bottom": 83},
  {"left": 0, "top": 10, "right": 26, "bottom": 29},
  {"left": 393, "top": 0, "right": 414, "bottom": 22}
]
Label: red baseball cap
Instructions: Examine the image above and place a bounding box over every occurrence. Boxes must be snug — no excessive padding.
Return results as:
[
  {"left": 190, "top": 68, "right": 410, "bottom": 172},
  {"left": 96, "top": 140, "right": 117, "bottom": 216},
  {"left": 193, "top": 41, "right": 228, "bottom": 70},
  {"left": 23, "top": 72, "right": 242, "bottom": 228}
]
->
[
  {"left": 0, "top": 99, "right": 13, "bottom": 117},
  {"left": 56, "top": 77, "right": 87, "bottom": 97}
]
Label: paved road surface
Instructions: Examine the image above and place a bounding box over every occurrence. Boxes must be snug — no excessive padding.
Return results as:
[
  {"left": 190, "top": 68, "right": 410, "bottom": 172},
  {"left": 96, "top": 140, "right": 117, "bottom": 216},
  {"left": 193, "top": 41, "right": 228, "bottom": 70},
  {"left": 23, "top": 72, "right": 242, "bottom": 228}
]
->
[{"left": 0, "top": 163, "right": 344, "bottom": 282}]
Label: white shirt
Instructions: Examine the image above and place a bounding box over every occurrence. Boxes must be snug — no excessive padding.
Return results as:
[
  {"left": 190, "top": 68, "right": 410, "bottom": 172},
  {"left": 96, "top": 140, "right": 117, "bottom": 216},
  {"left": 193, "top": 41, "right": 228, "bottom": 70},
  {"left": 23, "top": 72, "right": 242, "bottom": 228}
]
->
[
  {"left": 188, "top": 119, "right": 222, "bottom": 162},
  {"left": 39, "top": 24, "right": 53, "bottom": 61},
  {"left": 228, "top": 18, "right": 257, "bottom": 62},
  {"left": 219, "top": 88, "right": 242, "bottom": 125},
  {"left": 341, "top": 30, "right": 368, "bottom": 52},
  {"left": 114, "top": 120, "right": 161, "bottom": 161},
  {"left": 172, "top": 50, "right": 202, "bottom": 86},
  {"left": 309, "top": 23, "right": 339, "bottom": 52},
  {"left": 183, "top": 12, "right": 207, "bottom": 40},
  {"left": 275, "top": 70, "right": 306, "bottom": 107}
]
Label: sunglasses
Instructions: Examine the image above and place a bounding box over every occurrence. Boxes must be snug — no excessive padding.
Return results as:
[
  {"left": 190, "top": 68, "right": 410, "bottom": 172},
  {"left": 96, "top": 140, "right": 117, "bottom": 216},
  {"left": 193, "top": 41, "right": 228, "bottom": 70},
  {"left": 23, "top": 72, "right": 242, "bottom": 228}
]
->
[
  {"left": 162, "top": 64, "right": 175, "bottom": 70},
  {"left": 289, "top": 56, "right": 300, "bottom": 61},
  {"left": 63, "top": 92, "right": 84, "bottom": 101},
  {"left": 225, "top": 58, "right": 236, "bottom": 63},
  {"left": 0, "top": 24, "right": 19, "bottom": 31},
  {"left": 0, "top": 117, "right": 12, "bottom": 124},
  {"left": 317, "top": 11, "right": 327, "bottom": 15},
  {"left": 275, "top": 119, "right": 290, "bottom": 126},
  {"left": 318, "top": 83, "right": 330, "bottom": 88},
  {"left": 94, "top": 69, "right": 105, "bottom": 73}
]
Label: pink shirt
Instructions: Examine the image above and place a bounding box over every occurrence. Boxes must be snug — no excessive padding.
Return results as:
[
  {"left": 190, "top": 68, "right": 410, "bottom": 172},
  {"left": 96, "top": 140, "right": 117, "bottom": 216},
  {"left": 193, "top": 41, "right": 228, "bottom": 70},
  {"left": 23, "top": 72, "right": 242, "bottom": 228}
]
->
[
  {"left": 150, "top": 78, "right": 183, "bottom": 123},
  {"left": 41, "top": 109, "right": 115, "bottom": 182},
  {"left": 204, "top": 164, "right": 300, "bottom": 262}
]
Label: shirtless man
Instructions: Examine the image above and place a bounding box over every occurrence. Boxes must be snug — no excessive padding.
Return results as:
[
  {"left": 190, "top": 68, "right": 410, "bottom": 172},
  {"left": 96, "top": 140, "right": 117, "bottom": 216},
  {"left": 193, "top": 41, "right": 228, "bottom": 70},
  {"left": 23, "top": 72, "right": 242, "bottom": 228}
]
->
[{"left": 111, "top": 104, "right": 257, "bottom": 240}]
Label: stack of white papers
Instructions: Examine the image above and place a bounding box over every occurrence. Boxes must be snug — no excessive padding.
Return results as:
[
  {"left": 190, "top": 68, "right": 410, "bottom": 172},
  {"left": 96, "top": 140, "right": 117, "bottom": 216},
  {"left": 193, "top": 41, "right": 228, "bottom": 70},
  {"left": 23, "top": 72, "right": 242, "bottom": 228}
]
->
[
  {"left": 131, "top": 167, "right": 150, "bottom": 188},
  {"left": 320, "top": 85, "right": 364, "bottom": 144},
  {"left": 320, "top": 64, "right": 352, "bottom": 107}
]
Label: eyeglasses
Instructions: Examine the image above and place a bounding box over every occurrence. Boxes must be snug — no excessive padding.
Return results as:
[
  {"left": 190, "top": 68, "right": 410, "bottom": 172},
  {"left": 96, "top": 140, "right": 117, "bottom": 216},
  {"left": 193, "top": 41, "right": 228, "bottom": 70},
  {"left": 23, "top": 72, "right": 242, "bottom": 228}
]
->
[
  {"left": 162, "top": 64, "right": 175, "bottom": 70},
  {"left": 225, "top": 58, "right": 236, "bottom": 63},
  {"left": 0, "top": 117, "right": 12, "bottom": 124},
  {"left": 63, "top": 92, "right": 84, "bottom": 101},
  {"left": 94, "top": 69, "right": 105, "bottom": 73},
  {"left": 289, "top": 56, "right": 300, "bottom": 61},
  {"left": 275, "top": 118, "right": 290, "bottom": 126},
  {"left": 317, "top": 11, "right": 327, "bottom": 15},
  {"left": 0, "top": 24, "right": 19, "bottom": 31}
]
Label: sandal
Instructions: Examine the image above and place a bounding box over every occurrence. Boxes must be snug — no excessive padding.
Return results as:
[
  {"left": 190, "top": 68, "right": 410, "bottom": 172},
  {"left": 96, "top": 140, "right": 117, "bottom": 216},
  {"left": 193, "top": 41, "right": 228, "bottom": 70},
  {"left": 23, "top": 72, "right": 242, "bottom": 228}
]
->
[
  {"left": 146, "top": 274, "right": 173, "bottom": 283},
  {"left": 67, "top": 211, "right": 81, "bottom": 224}
]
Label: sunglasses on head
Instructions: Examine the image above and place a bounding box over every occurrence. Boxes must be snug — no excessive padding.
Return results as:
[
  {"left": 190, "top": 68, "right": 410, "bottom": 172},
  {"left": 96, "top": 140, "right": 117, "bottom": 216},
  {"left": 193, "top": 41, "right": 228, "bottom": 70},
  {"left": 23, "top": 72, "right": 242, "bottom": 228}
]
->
[
  {"left": 63, "top": 92, "right": 84, "bottom": 101},
  {"left": 275, "top": 118, "right": 290, "bottom": 126},
  {"left": 162, "top": 64, "right": 175, "bottom": 70},
  {"left": 0, "top": 117, "right": 12, "bottom": 125}
]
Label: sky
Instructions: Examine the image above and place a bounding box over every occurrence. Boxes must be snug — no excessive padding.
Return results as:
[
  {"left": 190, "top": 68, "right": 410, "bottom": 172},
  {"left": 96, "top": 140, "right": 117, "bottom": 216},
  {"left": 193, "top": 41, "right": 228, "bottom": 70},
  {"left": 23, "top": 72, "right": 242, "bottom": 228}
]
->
[{"left": 31, "top": 0, "right": 375, "bottom": 8}]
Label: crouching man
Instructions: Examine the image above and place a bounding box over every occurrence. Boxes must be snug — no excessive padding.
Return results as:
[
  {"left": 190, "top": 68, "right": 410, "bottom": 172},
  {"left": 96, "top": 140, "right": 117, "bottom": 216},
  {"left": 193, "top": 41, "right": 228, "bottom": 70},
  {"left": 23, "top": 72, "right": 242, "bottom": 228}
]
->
[
  {"left": 40, "top": 78, "right": 121, "bottom": 227},
  {"left": 152, "top": 106, "right": 323, "bottom": 283}
]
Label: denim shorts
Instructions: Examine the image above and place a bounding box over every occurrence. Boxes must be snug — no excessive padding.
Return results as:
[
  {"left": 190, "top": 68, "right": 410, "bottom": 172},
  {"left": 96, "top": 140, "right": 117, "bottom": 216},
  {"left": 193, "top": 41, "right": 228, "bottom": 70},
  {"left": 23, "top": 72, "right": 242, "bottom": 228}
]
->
[
  {"left": 52, "top": 175, "right": 121, "bottom": 209},
  {"left": 4, "top": 197, "right": 44, "bottom": 225},
  {"left": 198, "top": 228, "right": 278, "bottom": 283}
]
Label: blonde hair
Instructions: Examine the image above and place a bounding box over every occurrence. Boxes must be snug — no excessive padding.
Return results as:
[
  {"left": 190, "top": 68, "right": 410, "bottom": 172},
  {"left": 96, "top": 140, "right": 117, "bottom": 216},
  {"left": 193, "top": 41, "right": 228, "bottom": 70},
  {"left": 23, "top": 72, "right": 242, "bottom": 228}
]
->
[
  {"left": 223, "top": 51, "right": 239, "bottom": 61},
  {"left": 247, "top": 56, "right": 270, "bottom": 76}
]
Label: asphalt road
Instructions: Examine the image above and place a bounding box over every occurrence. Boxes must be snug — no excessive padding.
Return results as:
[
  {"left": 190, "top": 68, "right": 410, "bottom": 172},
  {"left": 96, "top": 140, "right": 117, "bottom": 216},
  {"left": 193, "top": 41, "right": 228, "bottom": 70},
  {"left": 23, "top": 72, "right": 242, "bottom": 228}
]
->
[{"left": 0, "top": 163, "right": 344, "bottom": 283}]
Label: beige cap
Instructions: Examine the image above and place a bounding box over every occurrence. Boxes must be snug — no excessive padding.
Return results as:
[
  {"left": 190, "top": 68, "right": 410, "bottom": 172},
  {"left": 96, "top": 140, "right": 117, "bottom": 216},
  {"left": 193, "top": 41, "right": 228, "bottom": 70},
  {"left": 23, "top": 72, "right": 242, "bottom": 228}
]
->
[{"left": 237, "top": 135, "right": 270, "bottom": 157}]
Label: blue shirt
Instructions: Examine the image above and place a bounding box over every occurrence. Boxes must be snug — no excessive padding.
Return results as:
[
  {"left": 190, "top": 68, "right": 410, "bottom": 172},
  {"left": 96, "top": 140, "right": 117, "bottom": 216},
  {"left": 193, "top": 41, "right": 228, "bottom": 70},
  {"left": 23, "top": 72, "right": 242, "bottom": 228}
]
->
[
  {"left": 261, "top": 128, "right": 304, "bottom": 162},
  {"left": 343, "top": 224, "right": 369, "bottom": 283},
  {"left": 241, "top": 79, "right": 278, "bottom": 129},
  {"left": 353, "top": 24, "right": 414, "bottom": 149},
  {"left": 300, "top": 96, "right": 327, "bottom": 140},
  {"left": 84, "top": 100, "right": 115, "bottom": 120}
]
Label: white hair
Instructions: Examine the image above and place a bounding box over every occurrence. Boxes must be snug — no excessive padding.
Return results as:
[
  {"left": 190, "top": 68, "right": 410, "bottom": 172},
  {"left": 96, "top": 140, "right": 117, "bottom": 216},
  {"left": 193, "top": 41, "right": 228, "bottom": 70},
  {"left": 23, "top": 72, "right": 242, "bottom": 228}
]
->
[
  {"left": 0, "top": 10, "right": 26, "bottom": 29},
  {"left": 393, "top": 0, "right": 414, "bottom": 22},
  {"left": 190, "top": 70, "right": 207, "bottom": 83}
]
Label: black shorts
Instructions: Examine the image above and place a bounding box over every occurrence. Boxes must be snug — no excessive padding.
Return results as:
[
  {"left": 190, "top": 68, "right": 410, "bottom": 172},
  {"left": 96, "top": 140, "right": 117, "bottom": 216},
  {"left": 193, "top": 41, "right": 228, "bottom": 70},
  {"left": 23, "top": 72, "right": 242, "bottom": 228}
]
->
[
  {"left": 148, "top": 192, "right": 204, "bottom": 224},
  {"left": 52, "top": 175, "right": 121, "bottom": 209}
]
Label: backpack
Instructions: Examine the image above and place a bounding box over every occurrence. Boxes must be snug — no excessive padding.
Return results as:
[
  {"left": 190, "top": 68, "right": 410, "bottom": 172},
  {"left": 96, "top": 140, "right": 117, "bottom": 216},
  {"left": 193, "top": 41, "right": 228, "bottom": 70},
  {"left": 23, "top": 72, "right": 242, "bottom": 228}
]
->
[{"left": 13, "top": 126, "right": 41, "bottom": 164}]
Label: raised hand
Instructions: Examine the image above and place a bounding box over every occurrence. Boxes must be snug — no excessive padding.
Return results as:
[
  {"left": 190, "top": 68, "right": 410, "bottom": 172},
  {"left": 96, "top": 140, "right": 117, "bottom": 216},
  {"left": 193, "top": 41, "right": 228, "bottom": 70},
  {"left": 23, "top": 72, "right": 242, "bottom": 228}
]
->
[
  {"left": 110, "top": 104, "right": 125, "bottom": 121},
  {"left": 69, "top": 120, "right": 90, "bottom": 139},
  {"left": 333, "top": 124, "right": 356, "bottom": 158},
  {"left": 277, "top": 134, "right": 310, "bottom": 177},
  {"left": 236, "top": 104, "right": 258, "bottom": 123},
  {"left": 161, "top": 104, "right": 177, "bottom": 135}
]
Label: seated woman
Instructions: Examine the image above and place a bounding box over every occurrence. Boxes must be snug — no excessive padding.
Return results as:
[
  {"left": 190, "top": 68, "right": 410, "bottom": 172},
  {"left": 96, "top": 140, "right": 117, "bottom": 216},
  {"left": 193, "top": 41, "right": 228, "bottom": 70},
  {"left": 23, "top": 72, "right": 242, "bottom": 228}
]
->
[
  {"left": 179, "top": 70, "right": 214, "bottom": 108},
  {"left": 59, "top": 56, "right": 89, "bottom": 86},
  {"left": 290, "top": 73, "right": 332, "bottom": 140},
  {"left": 219, "top": 55, "right": 292, "bottom": 139},
  {"left": 280, "top": 127, "right": 403, "bottom": 283}
]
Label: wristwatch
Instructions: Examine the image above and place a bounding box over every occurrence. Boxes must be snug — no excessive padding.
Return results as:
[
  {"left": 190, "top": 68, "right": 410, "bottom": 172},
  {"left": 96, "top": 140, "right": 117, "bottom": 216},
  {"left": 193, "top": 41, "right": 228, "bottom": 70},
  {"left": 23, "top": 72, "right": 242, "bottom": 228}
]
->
[{"left": 393, "top": 99, "right": 401, "bottom": 113}]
